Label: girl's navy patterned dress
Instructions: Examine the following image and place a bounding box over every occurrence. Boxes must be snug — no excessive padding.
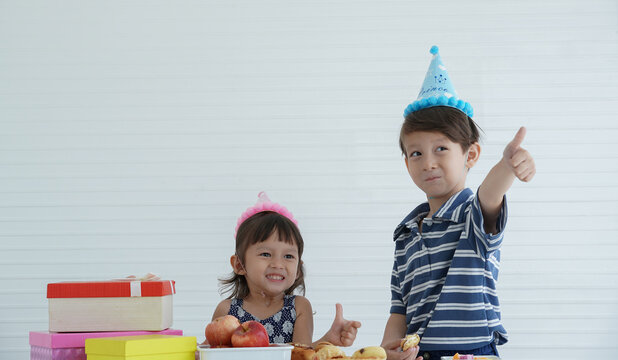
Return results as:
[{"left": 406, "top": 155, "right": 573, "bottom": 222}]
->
[{"left": 228, "top": 295, "right": 297, "bottom": 343}]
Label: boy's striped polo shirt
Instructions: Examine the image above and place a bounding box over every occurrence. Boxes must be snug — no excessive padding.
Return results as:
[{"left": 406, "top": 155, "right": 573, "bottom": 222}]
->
[{"left": 390, "top": 188, "right": 508, "bottom": 351}]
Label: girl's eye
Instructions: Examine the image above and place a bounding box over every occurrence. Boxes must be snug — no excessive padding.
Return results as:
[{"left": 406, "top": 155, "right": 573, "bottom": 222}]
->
[
  {"left": 409, "top": 151, "right": 421, "bottom": 158},
  {"left": 285, "top": 254, "right": 296, "bottom": 260},
  {"left": 259, "top": 252, "right": 271, "bottom": 257}
]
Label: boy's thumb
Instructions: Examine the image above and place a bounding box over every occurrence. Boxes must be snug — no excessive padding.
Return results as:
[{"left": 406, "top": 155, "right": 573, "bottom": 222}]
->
[
  {"left": 335, "top": 303, "right": 344, "bottom": 320},
  {"left": 506, "top": 127, "right": 526, "bottom": 155}
]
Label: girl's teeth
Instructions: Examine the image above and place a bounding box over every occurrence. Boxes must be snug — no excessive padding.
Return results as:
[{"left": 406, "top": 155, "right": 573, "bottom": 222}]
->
[{"left": 267, "top": 275, "right": 283, "bottom": 280}]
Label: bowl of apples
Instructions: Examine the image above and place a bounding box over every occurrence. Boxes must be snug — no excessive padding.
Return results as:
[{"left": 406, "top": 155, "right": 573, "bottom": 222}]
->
[{"left": 198, "top": 315, "right": 293, "bottom": 360}]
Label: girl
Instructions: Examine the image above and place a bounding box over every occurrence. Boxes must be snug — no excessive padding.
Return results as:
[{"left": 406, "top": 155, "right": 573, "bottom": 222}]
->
[{"left": 210, "top": 192, "right": 361, "bottom": 346}]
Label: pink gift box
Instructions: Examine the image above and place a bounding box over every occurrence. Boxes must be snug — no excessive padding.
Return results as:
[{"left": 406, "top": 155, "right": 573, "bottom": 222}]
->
[{"left": 29, "top": 329, "right": 183, "bottom": 360}]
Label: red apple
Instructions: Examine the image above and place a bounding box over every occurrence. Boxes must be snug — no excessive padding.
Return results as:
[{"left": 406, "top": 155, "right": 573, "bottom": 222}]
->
[
  {"left": 205, "top": 315, "right": 241, "bottom": 346},
  {"left": 231, "top": 320, "right": 269, "bottom": 347}
]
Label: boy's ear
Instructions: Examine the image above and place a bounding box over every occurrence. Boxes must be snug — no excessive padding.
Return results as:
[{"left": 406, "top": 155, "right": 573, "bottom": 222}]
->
[
  {"left": 465, "top": 142, "right": 481, "bottom": 169},
  {"left": 230, "top": 254, "right": 246, "bottom": 275}
]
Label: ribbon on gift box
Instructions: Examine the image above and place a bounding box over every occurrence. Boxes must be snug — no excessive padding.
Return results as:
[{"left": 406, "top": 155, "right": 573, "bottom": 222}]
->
[
  {"left": 47, "top": 279, "right": 176, "bottom": 298},
  {"left": 130, "top": 281, "right": 141, "bottom": 297}
]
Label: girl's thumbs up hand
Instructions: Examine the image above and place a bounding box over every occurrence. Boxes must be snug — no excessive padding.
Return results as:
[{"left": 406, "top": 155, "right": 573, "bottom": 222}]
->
[
  {"left": 325, "top": 303, "right": 362, "bottom": 347},
  {"left": 502, "top": 127, "right": 536, "bottom": 182}
]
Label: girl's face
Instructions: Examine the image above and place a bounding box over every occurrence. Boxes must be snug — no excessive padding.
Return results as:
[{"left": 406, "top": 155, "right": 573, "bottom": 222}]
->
[
  {"left": 402, "top": 130, "right": 478, "bottom": 205},
  {"left": 233, "top": 231, "right": 300, "bottom": 299}
]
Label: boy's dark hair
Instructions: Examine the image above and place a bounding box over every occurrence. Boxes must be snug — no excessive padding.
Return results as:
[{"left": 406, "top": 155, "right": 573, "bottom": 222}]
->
[
  {"left": 219, "top": 211, "right": 306, "bottom": 299},
  {"left": 399, "top": 106, "right": 482, "bottom": 156}
]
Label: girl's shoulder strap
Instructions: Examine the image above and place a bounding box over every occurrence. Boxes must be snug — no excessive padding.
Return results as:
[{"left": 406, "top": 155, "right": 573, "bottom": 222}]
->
[
  {"left": 232, "top": 297, "right": 243, "bottom": 306},
  {"left": 290, "top": 295, "right": 312, "bottom": 319},
  {"left": 228, "top": 298, "right": 242, "bottom": 314},
  {"left": 283, "top": 294, "right": 296, "bottom": 307}
]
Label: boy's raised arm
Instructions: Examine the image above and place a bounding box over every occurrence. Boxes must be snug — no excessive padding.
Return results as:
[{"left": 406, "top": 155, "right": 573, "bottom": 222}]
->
[{"left": 478, "top": 127, "right": 535, "bottom": 234}]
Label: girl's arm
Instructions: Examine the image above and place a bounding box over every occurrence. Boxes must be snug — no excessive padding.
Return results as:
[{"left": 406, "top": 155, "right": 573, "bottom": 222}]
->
[
  {"left": 292, "top": 295, "right": 314, "bottom": 345},
  {"left": 478, "top": 127, "right": 535, "bottom": 234},
  {"left": 201, "top": 299, "right": 232, "bottom": 345},
  {"left": 211, "top": 299, "right": 232, "bottom": 320}
]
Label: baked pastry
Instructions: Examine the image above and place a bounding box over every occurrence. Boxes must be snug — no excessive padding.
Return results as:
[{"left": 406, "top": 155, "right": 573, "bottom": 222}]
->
[
  {"left": 293, "top": 341, "right": 388, "bottom": 360},
  {"left": 400, "top": 334, "right": 420, "bottom": 351},
  {"left": 351, "top": 346, "right": 386, "bottom": 359},
  {"left": 313, "top": 342, "right": 334, "bottom": 351},
  {"left": 313, "top": 343, "right": 347, "bottom": 360},
  {"left": 291, "top": 343, "right": 316, "bottom": 360}
]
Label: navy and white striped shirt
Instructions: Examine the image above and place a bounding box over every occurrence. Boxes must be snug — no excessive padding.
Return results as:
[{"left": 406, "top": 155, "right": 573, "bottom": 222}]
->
[{"left": 390, "top": 188, "right": 508, "bottom": 351}]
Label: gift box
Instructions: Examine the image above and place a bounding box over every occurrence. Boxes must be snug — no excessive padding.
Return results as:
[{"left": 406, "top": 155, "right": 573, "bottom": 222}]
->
[
  {"left": 47, "top": 280, "right": 175, "bottom": 332},
  {"left": 85, "top": 335, "right": 197, "bottom": 360},
  {"left": 29, "top": 329, "right": 183, "bottom": 360}
]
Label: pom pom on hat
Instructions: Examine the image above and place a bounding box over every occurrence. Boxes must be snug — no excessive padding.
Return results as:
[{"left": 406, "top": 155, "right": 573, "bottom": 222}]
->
[
  {"left": 234, "top": 192, "right": 298, "bottom": 237},
  {"left": 404, "top": 45, "right": 474, "bottom": 118}
]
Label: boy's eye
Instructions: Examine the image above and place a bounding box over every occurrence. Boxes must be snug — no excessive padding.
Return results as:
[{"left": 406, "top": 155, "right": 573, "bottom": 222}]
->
[
  {"left": 259, "top": 252, "right": 271, "bottom": 257},
  {"left": 436, "top": 146, "right": 447, "bottom": 152},
  {"left": 409, "top": 151, "right": 421, "bottom": 158}
]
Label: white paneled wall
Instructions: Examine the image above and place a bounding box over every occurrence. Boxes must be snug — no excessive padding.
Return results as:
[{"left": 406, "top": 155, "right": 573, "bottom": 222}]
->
[{"left": 1, "top": 1, "right": 617, "bottom": 359}]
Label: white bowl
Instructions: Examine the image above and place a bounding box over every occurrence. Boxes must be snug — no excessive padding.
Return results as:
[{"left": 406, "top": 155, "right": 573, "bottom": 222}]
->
[{"left": 198, "top": 344, "right": 293, "bottom": 360}]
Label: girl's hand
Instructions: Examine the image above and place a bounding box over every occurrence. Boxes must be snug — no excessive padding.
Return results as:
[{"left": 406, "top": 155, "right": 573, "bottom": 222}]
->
[
  {"left": 322, "top": 303, "right": 362, "bottom": 347},
  {"left": 382, "top": 338, "right": 422, "bottom": 360},
  {"left": 502, "top": 127, "right": 536, "bottom": 182}
]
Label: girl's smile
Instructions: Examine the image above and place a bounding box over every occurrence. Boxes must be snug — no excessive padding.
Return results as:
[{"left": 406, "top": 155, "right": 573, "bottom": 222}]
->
[{"left": 265, "top": 273, "right": 285, "bottom": 281}]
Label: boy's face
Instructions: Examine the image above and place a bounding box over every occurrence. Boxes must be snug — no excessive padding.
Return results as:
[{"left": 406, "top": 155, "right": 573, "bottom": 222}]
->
[{"left": 402, "top": 130, "right": 477, "bottom": 204}]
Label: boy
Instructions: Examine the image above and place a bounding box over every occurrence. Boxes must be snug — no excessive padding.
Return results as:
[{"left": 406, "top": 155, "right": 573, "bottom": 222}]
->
[{"left": 381, "top": 46, "right": 535, "bottom": 360}]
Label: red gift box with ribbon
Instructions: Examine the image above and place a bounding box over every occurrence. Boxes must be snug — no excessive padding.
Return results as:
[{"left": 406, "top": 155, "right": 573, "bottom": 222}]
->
[{"left": 47, "top": 280, "right": 176, "bottom": 332}]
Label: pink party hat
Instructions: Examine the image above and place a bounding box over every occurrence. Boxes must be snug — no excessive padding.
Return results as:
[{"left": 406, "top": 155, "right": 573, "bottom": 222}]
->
[{"left": 235, "top": 192, "right": 298, "bottom": 237}]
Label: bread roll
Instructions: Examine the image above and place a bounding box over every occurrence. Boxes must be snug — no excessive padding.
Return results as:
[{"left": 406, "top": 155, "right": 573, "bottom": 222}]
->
[
  {"left": 351, "top": 346, "right": 386, "bottom": 360},
  {"left": 400, "top": 334, "right": 420, "bottom": 351},
  {"left": 313, "top": 344, "right": 346, "bottom": 360},
  {"left": 291, "top": 343, "right": 315, "bottom": 360}
]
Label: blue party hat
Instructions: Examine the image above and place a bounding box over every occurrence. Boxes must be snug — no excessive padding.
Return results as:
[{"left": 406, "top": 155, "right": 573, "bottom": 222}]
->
[{"left": 404, "top": 45, "right": 473, "bottom": 118}]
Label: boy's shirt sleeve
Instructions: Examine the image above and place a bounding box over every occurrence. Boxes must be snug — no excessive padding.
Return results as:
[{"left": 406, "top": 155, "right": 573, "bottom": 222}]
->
[
  {"left": 468, "top": 190, "right": 508, "bottom": 256},
  {"left": 389, "top": 256, "right": 406, "bottom": 314}
]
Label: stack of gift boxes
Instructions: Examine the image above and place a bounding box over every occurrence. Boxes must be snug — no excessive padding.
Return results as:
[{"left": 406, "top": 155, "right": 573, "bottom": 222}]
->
[{"left": 29, "top": 279, "right": 197, "bottom": 360}]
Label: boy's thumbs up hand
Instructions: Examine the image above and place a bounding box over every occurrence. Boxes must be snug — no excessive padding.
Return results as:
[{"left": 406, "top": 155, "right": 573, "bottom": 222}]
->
[
  {"left": 505, "top": 127, "right": 527, "bottom": 155},
  {"left": 502, "top": 126, "right": 536, "bottom": 182}
]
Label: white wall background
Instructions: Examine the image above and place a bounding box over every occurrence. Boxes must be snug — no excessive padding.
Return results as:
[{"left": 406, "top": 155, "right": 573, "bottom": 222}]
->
[{"left": 1, "top": 1, "right": 617, "bottom": 359}]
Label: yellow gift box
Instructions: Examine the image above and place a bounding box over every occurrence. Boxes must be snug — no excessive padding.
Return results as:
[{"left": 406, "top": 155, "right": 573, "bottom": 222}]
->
[{"left": 85, "top": 335, "right": 197, "bottom": 360}]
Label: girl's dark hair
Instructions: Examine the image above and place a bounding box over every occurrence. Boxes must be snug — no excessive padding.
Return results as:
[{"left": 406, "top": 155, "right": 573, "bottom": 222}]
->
[
  {"left": 399, "top": 106, "right": 482, "bottom": 156},
  {"left": 219, "top": 211, "right": 306, "bottom": 299}
]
